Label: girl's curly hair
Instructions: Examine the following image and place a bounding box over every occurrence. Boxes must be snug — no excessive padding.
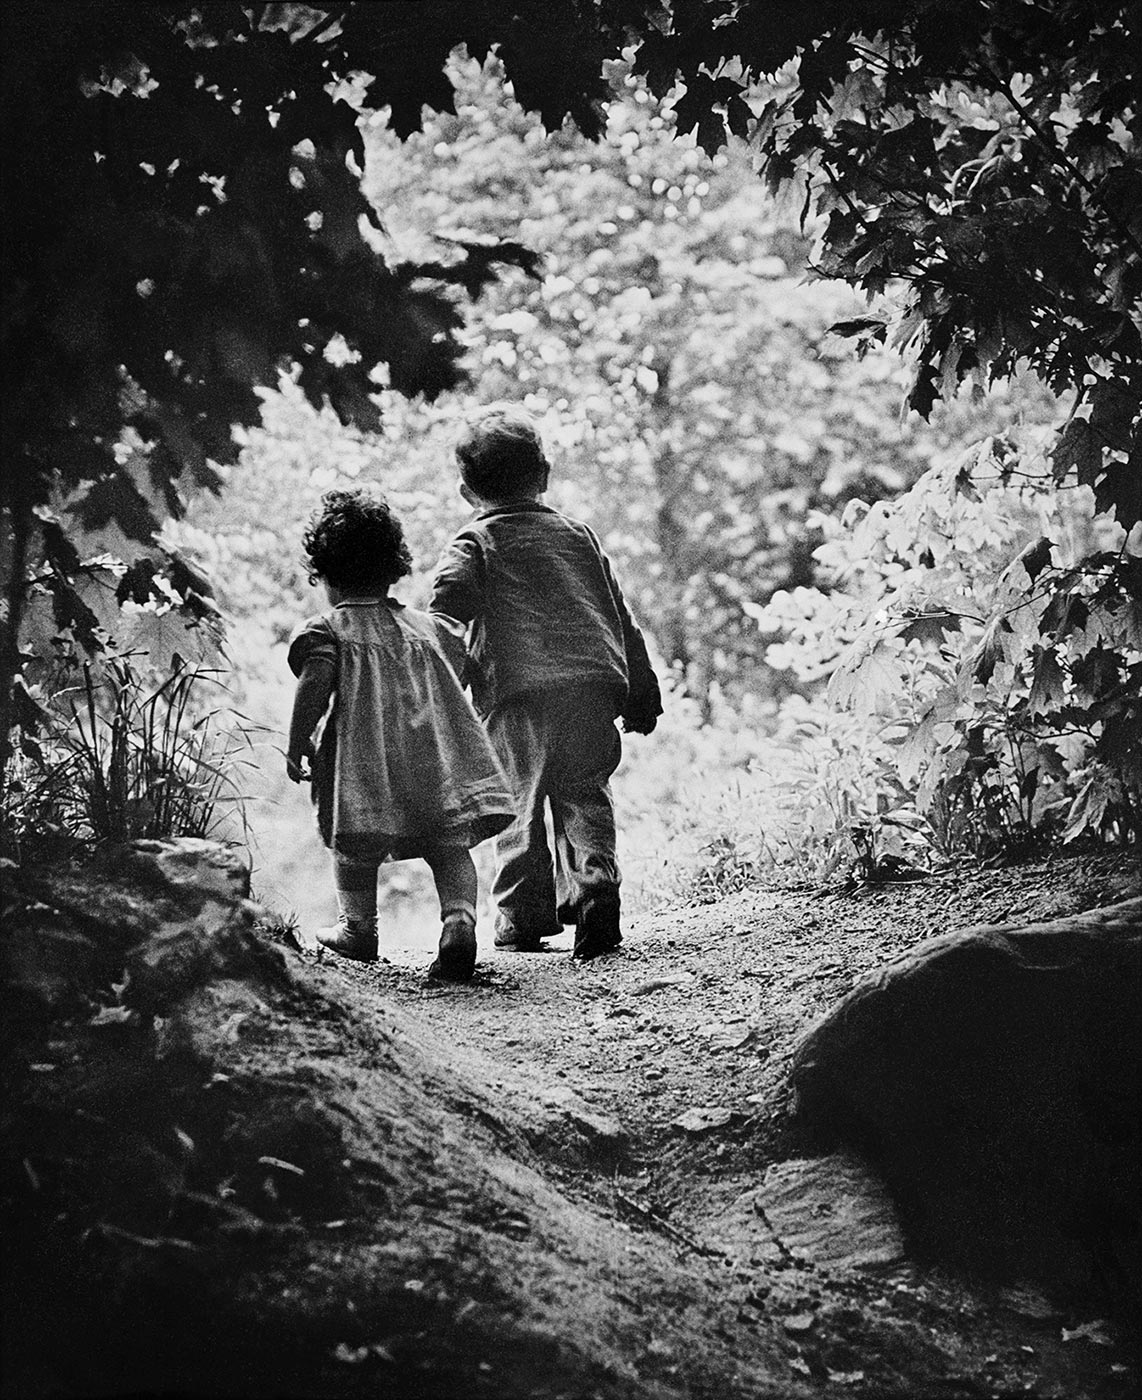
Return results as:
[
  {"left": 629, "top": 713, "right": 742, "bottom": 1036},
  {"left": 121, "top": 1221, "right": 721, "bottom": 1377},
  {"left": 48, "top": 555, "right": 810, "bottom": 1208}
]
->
[{"left": 302, "top": 489, "right": 413, "bottom": 591}]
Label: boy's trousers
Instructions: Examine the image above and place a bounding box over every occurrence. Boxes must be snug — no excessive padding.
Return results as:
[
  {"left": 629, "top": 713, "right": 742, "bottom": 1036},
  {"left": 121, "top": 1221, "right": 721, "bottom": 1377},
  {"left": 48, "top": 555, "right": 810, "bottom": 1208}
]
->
[{"left": 484, "top": 682, "right": 621, "bottom": 937}]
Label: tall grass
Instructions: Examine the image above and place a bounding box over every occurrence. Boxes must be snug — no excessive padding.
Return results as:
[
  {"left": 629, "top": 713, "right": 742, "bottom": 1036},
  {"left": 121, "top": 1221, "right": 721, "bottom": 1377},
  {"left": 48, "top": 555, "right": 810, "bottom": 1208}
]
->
[{"left": 2, "top": 655, "right": 261, "bottom": 856}]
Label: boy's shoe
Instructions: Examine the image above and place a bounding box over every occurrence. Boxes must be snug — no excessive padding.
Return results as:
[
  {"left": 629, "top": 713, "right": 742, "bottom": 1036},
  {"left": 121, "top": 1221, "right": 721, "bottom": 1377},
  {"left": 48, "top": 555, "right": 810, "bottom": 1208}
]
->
[
  {"left": 317, "top": 920, "right": 378, "bottom": 962},
  {"left": 427, "top": 912, "right": 477, "bottom": 983},
  {"left": 493, "top": 916, "right": 555, "bottom": 952},
  {"left": 573, "top": 893, "right": 622, "bottom": 960}
]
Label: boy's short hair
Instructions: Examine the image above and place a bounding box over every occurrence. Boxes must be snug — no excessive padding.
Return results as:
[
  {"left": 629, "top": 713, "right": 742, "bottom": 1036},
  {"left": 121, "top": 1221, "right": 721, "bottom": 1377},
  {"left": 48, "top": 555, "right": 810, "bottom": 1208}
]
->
[
  {"left": 455, "top": 405, "right": 549, "bottom": 501},
  {"left": 302, "top": 488, "right": 412, "bottom": 591}
]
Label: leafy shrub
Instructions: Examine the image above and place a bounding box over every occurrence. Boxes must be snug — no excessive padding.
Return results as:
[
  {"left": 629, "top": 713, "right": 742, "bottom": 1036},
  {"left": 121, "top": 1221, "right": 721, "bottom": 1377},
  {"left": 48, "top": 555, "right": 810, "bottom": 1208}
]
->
[
  {"left": 613, "top": 683, "right": 928, "bottom": 901},
  {"left": 755, "top": 432, "right": 1142, "bottom": 858}
]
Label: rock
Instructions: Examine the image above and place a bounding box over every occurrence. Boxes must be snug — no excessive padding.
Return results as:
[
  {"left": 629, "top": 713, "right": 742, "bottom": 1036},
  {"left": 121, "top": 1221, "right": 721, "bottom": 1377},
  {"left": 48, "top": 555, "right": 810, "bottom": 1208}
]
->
[
  {"left": 781, "top": 1311, "right": 815, "bottom": 1333},
  {"left": 671, "top": 1106, "right": 734, "bottom": 1134},
  {"left": 789, "top": 898, "right": 1142, "bottom": 1313},
  {"left": 98, "top": 838, "right": 251, "bottom": 906},
  {"left": 697, "top": 1022, "right": 753, "bottom": 1050},
  {"left": 106, "top": 841, "right": 288, "bottom": 1015},
  {"left": 755, "top": 1155, "right": 907, "bottom": 1271},
  {"left": 539, "top": 1085, "right": 626, "bottom": 1149},
  {"left": 631, "top": 974, "right": 692, "bottom": 995}
]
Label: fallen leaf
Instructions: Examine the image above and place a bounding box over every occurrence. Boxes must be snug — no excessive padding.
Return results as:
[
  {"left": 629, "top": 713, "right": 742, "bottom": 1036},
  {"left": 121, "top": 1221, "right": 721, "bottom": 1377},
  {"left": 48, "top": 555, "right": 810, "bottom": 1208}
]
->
[
  {"left": 1061, "top": 1320, "right": 1113, "bottom": 1345},
  {"left": 89, "top": 1005, "right": 135, "bottom": 1026},
  {"left": 826, "top": 1369, "right": 865, "bottom": 1385},
  {"left": 257, "top": 1155, "right": 305, "bottom": 1176}
]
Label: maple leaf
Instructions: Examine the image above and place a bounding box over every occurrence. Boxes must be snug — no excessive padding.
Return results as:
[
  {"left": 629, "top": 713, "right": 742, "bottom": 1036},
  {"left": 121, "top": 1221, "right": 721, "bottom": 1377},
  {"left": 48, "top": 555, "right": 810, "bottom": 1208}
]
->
[
  {"left": 1051, "top": 416, "right": 1102, "bottom": 488},
  {"left": 897, "top": 611, "right": 963, "bottom": 645},
  {"left": 973, "top": 616, "right": 1014, "bottom": 685},
  {"left": 1016, "top": 537, "right": 1054, "bottom": 585},
  {"left": 1027, "top": 647, "right": 1065, "bottom": 716}
]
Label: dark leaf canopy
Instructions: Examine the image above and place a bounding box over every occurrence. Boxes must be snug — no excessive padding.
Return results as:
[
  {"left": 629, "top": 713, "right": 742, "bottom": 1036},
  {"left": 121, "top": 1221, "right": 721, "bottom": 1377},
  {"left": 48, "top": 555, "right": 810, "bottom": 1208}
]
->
[
  {"left": 3, "top": 0, "right": 1138, "bottom": 551},
  {"left": 1, "top": 0, "right": 620, "bottom": 543}
]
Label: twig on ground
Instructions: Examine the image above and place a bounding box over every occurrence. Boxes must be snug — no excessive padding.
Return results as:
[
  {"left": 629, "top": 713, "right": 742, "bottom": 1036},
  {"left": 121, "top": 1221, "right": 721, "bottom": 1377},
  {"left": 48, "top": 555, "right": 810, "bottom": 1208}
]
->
[{"left": 614, "top": 1186, "right": 722, "bottom": 1257}]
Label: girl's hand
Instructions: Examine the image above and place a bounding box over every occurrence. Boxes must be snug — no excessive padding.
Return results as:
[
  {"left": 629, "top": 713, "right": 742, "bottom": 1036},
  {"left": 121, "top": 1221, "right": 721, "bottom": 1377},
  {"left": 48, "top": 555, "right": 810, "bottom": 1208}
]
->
[{"left": 286, "top": 751, "right": 311, "bottom": 784}]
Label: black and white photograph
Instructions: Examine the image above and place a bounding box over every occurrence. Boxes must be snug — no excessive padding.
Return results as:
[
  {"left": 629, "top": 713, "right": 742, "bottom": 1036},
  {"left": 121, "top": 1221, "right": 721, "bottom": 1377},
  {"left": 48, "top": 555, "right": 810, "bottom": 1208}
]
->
[{"left": 2, "top": 3, "right": 1139, "bottom": 1396}]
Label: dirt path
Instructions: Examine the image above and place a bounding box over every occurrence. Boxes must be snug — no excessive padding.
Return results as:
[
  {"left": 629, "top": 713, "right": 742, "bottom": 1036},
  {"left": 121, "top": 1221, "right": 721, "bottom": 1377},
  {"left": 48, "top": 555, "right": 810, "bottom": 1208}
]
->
[
  {"left": 286, "top": 846, "right": 1140, "bottom": 1399},
  {"left": 318, "top": 847, "right": 1138, "bottom": 1194}
]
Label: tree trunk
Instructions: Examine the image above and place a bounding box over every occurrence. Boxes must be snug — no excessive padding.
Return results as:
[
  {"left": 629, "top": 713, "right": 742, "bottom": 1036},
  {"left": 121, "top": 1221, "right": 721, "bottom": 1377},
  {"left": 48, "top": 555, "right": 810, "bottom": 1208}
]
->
[{"left": 0, "top": 480, "right": 34, "bottom": 801}]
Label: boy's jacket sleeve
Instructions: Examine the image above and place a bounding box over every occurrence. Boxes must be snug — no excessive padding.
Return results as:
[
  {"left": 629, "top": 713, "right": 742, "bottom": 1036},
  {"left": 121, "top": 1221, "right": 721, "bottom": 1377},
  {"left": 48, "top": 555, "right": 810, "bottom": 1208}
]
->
[
  {"left": 619, "top": 624, "right": 662, "bottom": 733},
  {"left": 600, "top": 550, "right": 663, "bottom": 734}
]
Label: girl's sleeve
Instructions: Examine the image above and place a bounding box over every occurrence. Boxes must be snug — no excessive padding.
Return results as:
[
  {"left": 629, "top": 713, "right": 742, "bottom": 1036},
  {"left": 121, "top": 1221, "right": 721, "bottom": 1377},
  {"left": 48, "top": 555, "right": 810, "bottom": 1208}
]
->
[
  {"left": 287, "top": 616, "right": 337, "bottom": 678},
  {"left": 429, "top": 530, "right": 484, "bottom": 624}
]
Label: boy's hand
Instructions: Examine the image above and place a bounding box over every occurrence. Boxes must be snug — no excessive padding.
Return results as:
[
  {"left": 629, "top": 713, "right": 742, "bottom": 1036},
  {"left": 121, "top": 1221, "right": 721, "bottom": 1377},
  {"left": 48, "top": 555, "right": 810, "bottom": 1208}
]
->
[
  {"left": 286, "top": 751, "right": 312, "bottom": 784},
  {"left": 620, "top": 700, "right": 660, "bottom": 735}
]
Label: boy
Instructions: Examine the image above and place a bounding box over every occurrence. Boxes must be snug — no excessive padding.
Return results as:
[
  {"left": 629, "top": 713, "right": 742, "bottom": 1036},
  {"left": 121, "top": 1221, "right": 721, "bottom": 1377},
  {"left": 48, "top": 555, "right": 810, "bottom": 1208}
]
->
[{"left": 430, "top": 406, "right": 661, "bottom": 959}]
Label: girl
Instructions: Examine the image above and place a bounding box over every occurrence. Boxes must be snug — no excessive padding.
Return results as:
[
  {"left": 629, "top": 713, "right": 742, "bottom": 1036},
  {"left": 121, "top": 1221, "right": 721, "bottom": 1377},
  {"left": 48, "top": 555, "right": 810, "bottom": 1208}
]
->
[{"left": 286, "top": 488, "right": 514, "bottom": 981}]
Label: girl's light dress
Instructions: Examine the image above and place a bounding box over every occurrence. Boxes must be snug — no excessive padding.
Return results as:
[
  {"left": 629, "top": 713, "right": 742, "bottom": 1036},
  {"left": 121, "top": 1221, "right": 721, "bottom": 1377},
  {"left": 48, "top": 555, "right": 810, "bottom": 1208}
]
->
[{"left": 288, "top": 599, "right": 514, "bottom": 861}]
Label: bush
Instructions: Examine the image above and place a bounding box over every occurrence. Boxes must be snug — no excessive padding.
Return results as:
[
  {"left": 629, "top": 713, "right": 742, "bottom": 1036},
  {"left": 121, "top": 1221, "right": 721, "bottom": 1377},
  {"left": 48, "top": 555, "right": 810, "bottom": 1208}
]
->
[
  {"left": 613, "top": 683, "right": 928, "bottom": 903},
  {"left": 754, "top": 432, "right": 1142, "bottom": 859}
]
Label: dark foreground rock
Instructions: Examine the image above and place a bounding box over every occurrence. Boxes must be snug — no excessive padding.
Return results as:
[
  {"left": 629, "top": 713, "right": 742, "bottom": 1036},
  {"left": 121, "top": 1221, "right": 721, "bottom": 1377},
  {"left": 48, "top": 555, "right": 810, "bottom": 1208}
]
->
[
  {"left": 789, "top": 898, "right": 1142, "bottom": 1322},
  {"left": 3, "top": 842, "right": 1137, "bottom": 1399}
]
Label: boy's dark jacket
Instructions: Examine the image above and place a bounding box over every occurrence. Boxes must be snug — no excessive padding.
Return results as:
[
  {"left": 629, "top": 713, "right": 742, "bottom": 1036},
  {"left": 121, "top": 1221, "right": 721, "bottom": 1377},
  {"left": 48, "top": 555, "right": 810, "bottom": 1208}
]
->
[{"left": 429, "top": 501, "right": 662, "bottom": 731}]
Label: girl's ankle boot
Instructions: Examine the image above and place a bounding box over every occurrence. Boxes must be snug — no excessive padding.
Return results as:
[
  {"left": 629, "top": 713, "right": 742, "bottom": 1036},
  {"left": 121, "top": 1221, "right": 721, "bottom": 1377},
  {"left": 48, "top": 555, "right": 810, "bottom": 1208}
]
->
[
  {"left": 427, "top": 911, "right": 477, "bottom": 983},
  {"left": 317, "top": 919, "right": 378, "bottom": 962}
]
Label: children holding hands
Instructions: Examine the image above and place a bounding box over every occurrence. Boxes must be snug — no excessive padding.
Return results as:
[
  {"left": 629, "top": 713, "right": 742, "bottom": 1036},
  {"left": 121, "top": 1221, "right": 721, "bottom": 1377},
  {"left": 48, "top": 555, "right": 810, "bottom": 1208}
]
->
[{"left": 287, "top": 406, "right": 661, "bottom": 980}]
